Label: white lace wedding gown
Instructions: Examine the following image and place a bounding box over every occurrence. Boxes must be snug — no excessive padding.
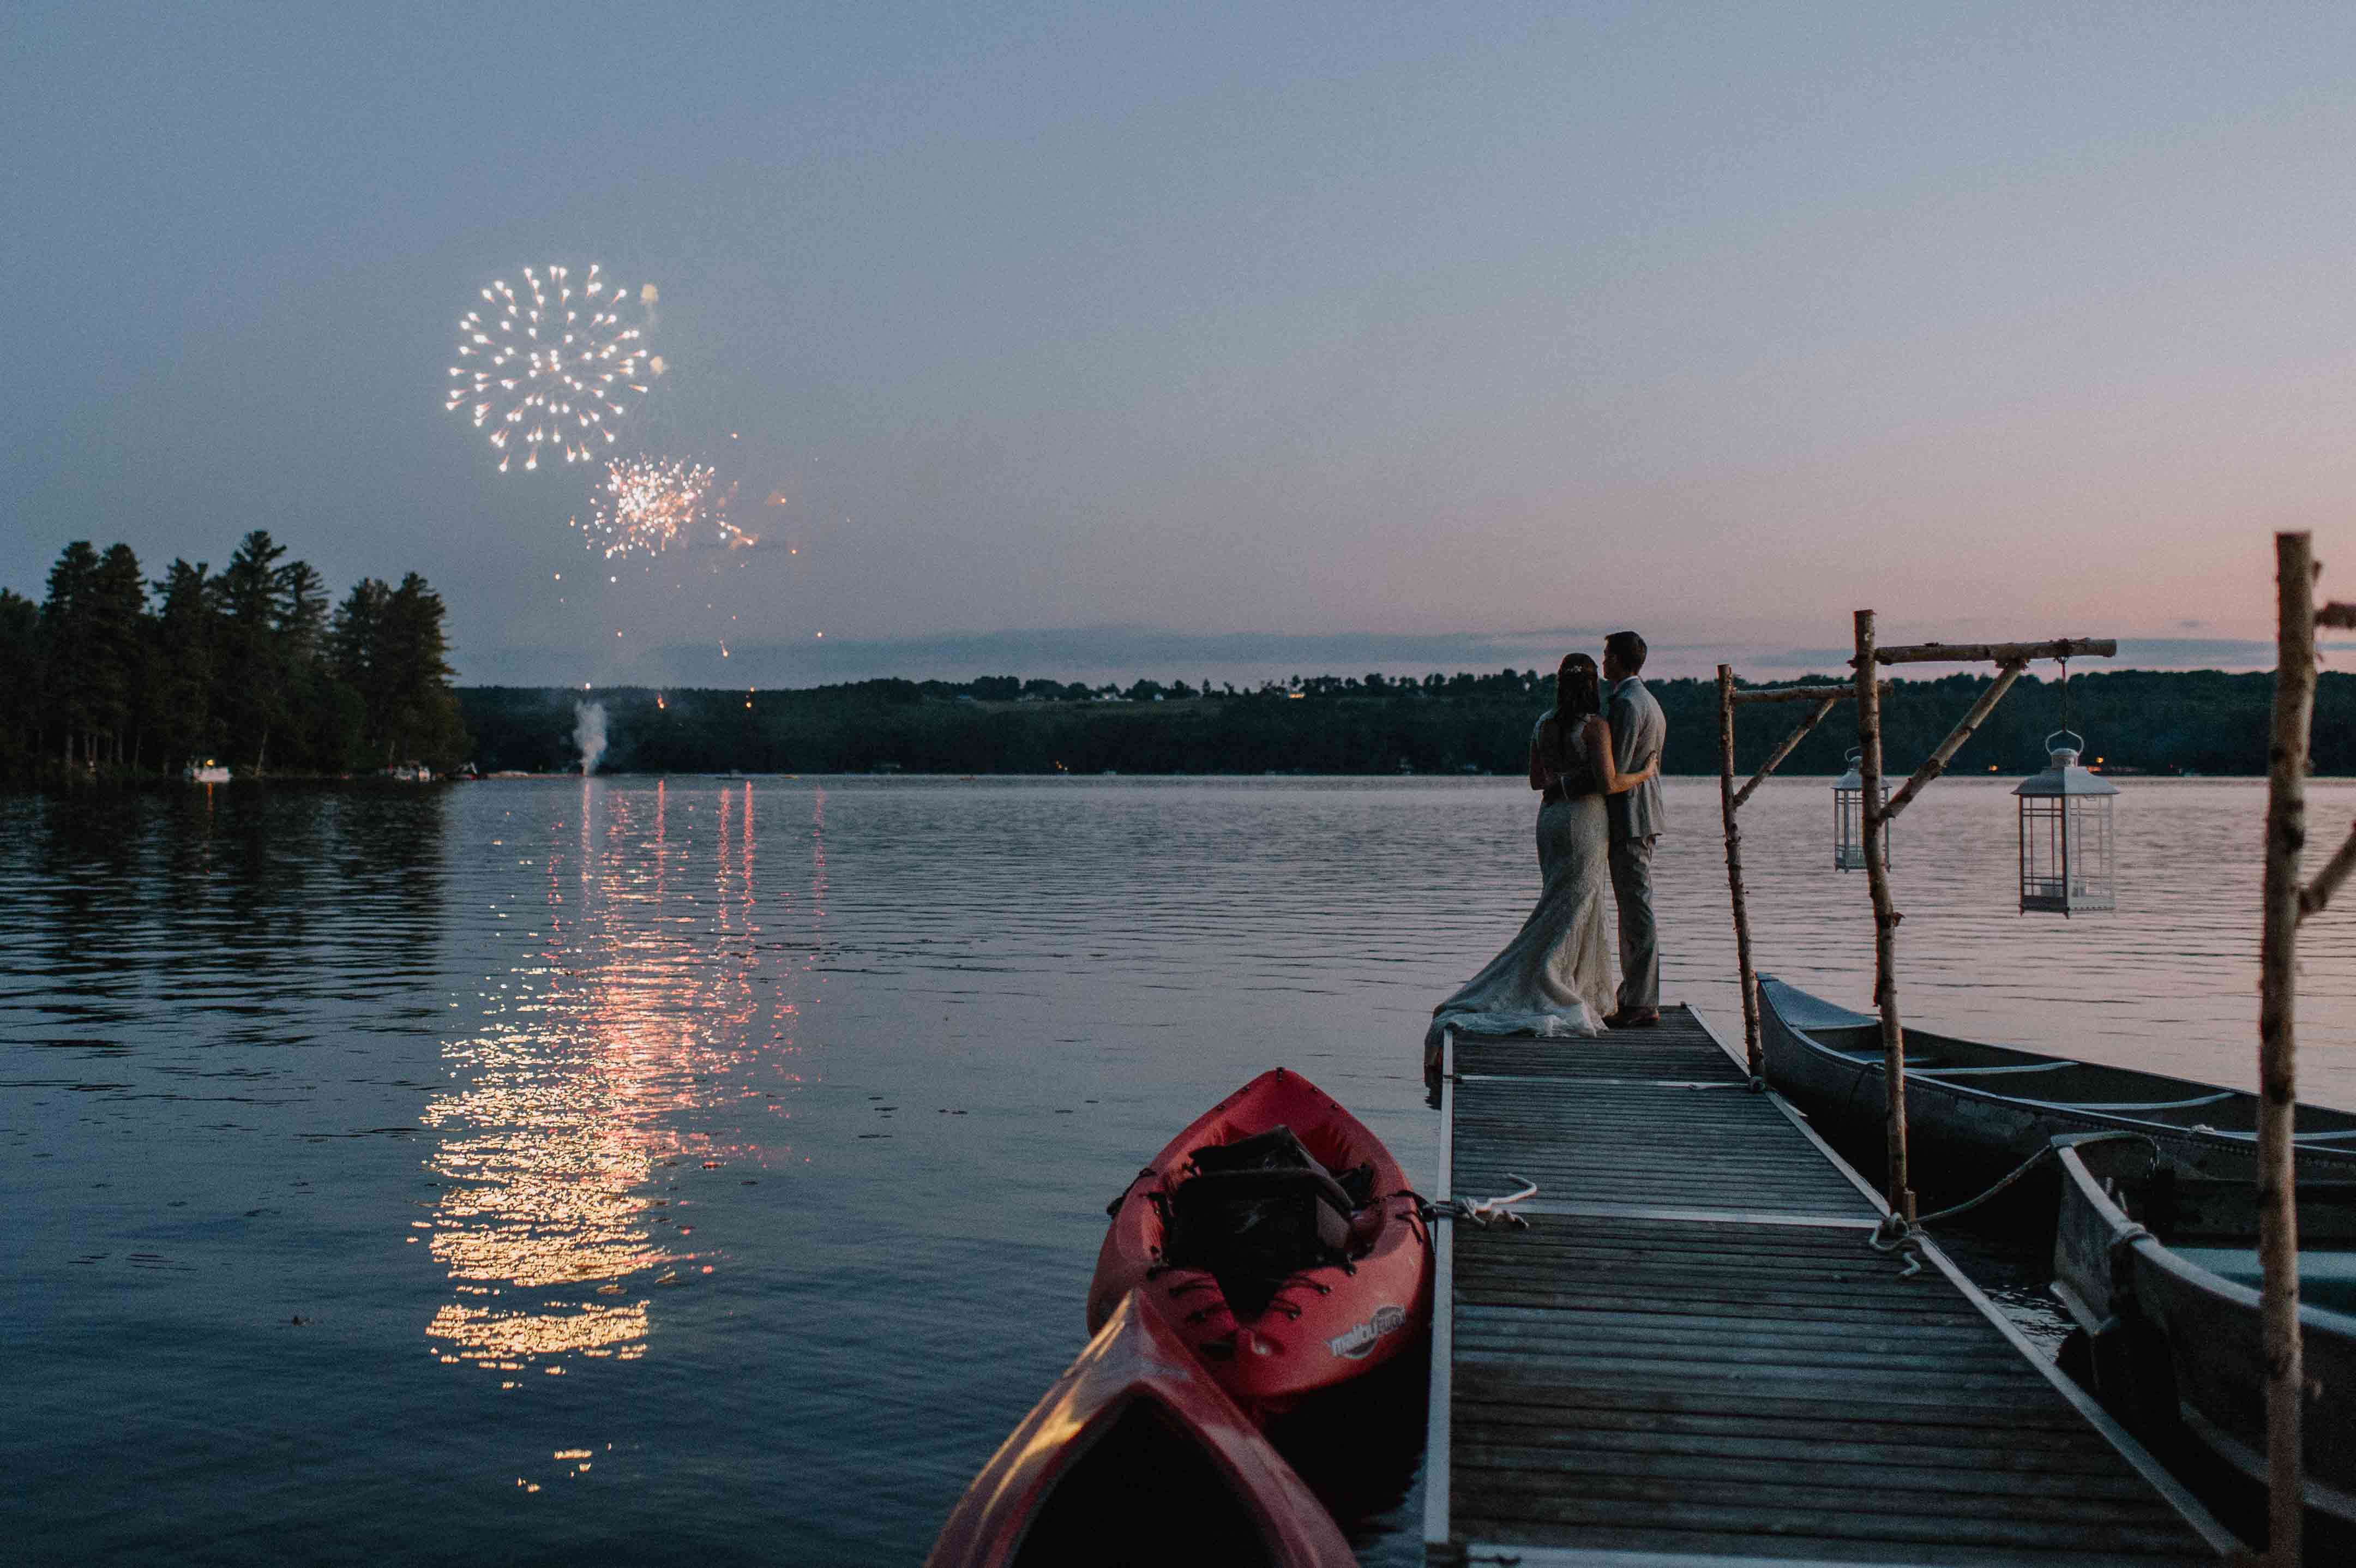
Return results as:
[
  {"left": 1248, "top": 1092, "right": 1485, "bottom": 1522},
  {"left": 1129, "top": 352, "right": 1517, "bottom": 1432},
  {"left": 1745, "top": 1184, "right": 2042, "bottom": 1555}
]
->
[{"left": 1425, "top": 715, "right": 1613, "bottom": 1052}]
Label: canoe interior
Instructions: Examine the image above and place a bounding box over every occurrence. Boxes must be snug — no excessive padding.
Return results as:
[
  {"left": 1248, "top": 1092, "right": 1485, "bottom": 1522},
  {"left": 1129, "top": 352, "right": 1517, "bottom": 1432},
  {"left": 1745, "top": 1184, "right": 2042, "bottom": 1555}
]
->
[
  {"left": 2148, "top": 1174, "right": 2356, "bottom": 1245},
  {"left": 2171, "top": 1247, "right": 2356, "bottom": 1314},
  {"left": 1011, "top": 1398, "right": 1278, "bottom": 1568}
]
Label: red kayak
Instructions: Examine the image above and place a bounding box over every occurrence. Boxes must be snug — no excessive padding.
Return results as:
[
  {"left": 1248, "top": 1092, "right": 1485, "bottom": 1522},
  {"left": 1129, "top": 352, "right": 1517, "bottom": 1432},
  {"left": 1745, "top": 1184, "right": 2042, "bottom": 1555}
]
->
[
  {"left": 1087, "top": 1068, "right": 1432, "bottom": 1420},
  {"left": 925, "top": 1291, "right": 1357, "bottom": 1568}
]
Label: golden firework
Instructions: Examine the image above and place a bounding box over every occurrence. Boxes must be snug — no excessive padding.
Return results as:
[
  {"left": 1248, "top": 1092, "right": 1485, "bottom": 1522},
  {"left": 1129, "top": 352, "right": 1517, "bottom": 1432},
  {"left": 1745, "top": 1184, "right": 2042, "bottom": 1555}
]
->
[{"left": 573, "top": 457, "right": 753, "bottom": 560}]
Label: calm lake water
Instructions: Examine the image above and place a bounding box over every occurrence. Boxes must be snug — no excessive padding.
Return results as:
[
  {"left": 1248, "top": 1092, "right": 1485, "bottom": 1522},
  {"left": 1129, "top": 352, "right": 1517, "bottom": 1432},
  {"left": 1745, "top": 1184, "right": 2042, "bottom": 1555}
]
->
[{"left": 5, "top": 775, "right": 2351, "bottom": 1564}]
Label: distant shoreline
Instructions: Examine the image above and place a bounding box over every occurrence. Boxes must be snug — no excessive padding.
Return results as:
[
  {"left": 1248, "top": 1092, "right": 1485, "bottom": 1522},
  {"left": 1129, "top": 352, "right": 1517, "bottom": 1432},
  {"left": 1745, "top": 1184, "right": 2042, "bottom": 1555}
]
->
[{"left": 458, "top": 668, "right": 2349, "bottom": 781}]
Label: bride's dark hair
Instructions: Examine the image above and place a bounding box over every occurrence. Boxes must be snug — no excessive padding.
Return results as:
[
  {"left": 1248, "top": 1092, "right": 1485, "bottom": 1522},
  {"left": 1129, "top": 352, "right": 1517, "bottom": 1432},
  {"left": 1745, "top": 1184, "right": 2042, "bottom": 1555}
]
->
[{"left": 1554, "top": 654, "right": 1601, "bottom": 722}]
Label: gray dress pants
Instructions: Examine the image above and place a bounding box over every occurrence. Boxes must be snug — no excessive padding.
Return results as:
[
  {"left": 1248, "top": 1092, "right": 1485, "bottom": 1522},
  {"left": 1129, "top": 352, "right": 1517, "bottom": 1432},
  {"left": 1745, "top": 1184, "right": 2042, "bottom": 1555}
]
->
[{"left": 1607, "top": 835, "right": 1660, "bottom": 1012}]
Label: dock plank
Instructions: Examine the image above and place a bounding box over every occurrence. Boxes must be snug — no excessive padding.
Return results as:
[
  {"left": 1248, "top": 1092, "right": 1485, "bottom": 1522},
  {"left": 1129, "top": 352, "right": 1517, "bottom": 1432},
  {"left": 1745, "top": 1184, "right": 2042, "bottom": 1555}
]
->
[{"left": 1428, "top": 1006, "right": 2231, "bottom": 1566}]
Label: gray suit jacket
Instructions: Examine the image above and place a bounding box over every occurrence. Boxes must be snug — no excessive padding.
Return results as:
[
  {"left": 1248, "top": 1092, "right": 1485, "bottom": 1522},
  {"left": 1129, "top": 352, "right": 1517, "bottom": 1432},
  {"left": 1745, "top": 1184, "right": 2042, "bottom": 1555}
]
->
[{"left": 1605, "top": 677, "right": 1667, "bottom": 842}]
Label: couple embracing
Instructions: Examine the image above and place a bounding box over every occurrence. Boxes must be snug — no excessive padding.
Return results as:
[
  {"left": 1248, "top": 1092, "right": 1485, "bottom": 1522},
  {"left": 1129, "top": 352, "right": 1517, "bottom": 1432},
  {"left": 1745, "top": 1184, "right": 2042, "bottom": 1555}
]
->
[{"left": 1425, "top": 630, "right": 1665, "bottom": 1064}]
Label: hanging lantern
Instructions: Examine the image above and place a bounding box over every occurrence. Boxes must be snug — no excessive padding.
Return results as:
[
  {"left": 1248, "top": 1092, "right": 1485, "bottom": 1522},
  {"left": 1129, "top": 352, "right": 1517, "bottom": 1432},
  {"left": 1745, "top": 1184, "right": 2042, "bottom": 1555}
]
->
[
  {"left": 2015, "top": 730, "right": 2118, "bottom": 915},
  {"left": 1833, "top": 748, "right": 1889, "bottom": 871}
]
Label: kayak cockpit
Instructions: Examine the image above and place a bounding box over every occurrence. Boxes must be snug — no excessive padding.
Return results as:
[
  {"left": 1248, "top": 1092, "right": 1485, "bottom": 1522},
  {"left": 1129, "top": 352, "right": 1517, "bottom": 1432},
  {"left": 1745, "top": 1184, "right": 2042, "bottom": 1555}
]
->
[{"left": 1160, "top": 1126, "right": 1379, "bottom": 1317}]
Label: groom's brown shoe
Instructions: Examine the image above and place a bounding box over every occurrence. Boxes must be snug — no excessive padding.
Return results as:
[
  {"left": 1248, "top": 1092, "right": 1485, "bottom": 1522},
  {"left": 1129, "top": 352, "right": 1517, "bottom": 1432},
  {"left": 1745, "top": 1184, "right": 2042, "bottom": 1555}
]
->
[{"left": 1604, "top": 1008, "right": 1661, "bottom": 1030}]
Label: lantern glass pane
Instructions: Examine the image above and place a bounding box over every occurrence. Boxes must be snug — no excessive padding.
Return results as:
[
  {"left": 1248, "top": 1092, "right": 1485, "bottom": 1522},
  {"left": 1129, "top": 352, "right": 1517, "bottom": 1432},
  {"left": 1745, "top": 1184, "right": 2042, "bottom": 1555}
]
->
[
  {"left": 1832, "top": 784, "right": 1887, "bottom": 870},
  {"left": 2067, "top": 795, "right": 2115, "bottom": 910},
  {"left": 2018, "top": 792, "right": 2114, "bottom": 913}
]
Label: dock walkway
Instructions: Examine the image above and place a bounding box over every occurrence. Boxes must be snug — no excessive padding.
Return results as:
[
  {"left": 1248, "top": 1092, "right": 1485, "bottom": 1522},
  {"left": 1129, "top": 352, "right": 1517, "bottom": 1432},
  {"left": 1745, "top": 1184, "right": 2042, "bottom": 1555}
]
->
[{"left": 1424, "top": 1005, "right": 2236, "bottom": 1566}]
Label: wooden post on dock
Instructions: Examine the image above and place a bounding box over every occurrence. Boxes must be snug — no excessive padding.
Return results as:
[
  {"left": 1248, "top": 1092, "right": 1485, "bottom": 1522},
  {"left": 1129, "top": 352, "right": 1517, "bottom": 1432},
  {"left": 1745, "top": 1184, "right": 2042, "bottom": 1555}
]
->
[
  {"left": 1717, "top": 672, "right": 1872, "bottom": 1082},
  {"left": 1716, "top": 667, "right": 1760, "bottom": 1077},
  {"left": 1717, "top": 672, "right": 1860, "bottom": 1079},
  {"left": 1852, "top": 611, "right": 1914, "bottom": 1219},
  {"left": 2259, "top": 531, "right": 2312, "bottom": 1566},
  {"left": 2256, "top": 530, "right": 2356, "bottom": 1565}
]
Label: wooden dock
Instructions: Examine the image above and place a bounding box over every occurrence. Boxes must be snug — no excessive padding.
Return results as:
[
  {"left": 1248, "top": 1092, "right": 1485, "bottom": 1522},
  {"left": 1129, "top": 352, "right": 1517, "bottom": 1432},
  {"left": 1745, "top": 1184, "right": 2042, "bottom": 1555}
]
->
[{"left": 1423, "top": 1005, "right": 2239, "bottom": 1566}]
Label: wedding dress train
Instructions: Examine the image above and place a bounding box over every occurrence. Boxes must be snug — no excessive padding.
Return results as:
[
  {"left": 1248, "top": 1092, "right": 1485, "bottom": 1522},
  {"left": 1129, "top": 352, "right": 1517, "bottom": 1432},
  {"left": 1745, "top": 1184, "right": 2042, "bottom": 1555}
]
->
[{"left": 1425, "top": 722, "right": 1613, "bottom": 1053}]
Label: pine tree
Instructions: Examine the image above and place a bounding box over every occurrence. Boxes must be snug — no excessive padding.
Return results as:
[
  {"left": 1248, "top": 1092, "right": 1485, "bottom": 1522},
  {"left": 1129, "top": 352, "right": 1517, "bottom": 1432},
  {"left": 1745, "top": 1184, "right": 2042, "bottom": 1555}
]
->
[
  {"left": 41, "top": 542, "right": 103, "bottom": 767},
  {"left": 330, "top": 578, "right": 391, "bottom": 762},
  {"left": 0, "top": 588, "right": 42, "bottom": 774},
  {"left": 273, "top": 559, "right": 335, "bottom": 772},
  {"left": 277, "top": 560, "right": 328, "bottom": 665},
  {"left": 89, "top": 543, "right": 147, "bottom": 766},
  {"left": 376, "top": 573, "right": 465, "bottom": 770},
  {"left": 150, "top": 560, "right": 220, "bottom": 773}
]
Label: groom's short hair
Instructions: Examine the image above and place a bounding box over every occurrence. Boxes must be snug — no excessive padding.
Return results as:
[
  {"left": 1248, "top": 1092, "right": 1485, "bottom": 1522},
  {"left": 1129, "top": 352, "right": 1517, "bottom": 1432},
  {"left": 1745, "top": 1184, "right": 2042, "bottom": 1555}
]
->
[{"left": 1605, "top": 630, "right": 1647, "bottom": 673}]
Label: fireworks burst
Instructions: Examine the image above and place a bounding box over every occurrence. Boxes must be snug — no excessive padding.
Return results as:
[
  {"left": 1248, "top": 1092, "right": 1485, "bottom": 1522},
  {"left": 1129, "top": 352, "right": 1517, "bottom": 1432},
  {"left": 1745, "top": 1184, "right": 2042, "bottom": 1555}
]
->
[
  {"left": 572, "top": 457, "right": 754, "bottom": 559},
  {"left": 446, "top": 265, "right": 654, "bottom": 473}
]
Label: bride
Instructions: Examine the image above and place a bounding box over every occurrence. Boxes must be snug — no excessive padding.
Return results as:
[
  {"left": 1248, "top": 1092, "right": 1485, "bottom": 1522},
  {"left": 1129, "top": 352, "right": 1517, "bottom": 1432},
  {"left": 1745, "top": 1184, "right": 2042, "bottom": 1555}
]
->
[{"left": 1425, "top": 653, "right": 1657, "bottom": 1066}]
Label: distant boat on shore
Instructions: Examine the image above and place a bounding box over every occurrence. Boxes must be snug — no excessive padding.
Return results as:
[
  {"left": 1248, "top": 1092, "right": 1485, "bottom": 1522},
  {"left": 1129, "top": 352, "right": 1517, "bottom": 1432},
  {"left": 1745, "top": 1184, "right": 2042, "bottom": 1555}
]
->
[{"left": 183, "top": 759, "right": 229, "bottom": 784}]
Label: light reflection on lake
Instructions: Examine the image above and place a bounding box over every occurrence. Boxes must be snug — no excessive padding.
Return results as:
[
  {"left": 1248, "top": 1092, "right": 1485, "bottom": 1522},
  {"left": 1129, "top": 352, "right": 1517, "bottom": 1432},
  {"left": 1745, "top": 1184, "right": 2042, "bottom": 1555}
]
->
[
  {"left": 2, "top": 774, "right": 2349, "bottom": 1565},
  {"left": 420, "top": 780, "right": 819, "bottom": 1377}
]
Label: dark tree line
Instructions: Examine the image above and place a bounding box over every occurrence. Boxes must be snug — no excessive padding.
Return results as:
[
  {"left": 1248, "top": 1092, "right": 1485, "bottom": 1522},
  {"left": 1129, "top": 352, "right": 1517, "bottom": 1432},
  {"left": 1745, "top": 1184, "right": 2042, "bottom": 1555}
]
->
[
  {"left": 1, "top": 531, "right": 467, "bottom": 783},
  {"left": 459, "top": 665, "right": 2350, "bottom": 777}
]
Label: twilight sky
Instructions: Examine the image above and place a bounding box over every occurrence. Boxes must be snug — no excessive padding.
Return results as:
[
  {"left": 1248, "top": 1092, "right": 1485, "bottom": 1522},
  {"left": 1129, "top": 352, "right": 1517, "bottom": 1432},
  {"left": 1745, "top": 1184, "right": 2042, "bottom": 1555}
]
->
[{"left": 7, "top": 4, "right": 2355, "bottom": 687}]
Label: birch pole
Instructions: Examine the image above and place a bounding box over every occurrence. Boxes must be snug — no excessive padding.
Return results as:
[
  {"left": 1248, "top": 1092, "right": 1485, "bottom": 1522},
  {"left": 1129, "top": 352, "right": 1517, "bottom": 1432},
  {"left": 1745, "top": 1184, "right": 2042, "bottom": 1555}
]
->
[
  {"left": 1734, "top": 695, "right": 1841, "bottom": 811},
  {"left": 1717, "top": 665, "right": 1763, "bottom": 1078},
  {"left": 2259, "top": 532, "right": 2314, "bottom": 1565},
  {"left": 1855, "top": 610, "right": 1913, "bottom": 1219}
]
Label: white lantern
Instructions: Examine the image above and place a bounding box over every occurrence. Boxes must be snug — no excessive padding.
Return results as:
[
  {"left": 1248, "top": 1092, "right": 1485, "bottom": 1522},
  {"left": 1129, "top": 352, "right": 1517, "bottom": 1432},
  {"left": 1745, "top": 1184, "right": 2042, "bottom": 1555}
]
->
[
  {"left": 2015, "top": 730, "right": 2118, "bottom": 915},
  {"left": 1833, "top": 748, "right": 1889, "bottom": 872}
]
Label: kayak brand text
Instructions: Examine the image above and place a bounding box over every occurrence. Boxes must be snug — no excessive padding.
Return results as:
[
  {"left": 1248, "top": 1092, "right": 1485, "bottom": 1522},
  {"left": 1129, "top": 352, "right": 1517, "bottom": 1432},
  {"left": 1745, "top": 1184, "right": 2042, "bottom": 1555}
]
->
[{"left": 1325, "top": 1303, "right": 1407, "bottom": 1360}]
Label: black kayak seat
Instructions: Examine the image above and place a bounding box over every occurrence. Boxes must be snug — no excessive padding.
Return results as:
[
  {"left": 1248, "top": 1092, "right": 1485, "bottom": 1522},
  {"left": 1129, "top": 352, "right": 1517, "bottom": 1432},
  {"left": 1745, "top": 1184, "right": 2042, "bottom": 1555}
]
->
[
  {"left": 1163, "top": 1126, "right": 1367, "bottom": 1307},
  {"left": 1175, "top": 1165, "right": 1356, "bottom": 1222}
]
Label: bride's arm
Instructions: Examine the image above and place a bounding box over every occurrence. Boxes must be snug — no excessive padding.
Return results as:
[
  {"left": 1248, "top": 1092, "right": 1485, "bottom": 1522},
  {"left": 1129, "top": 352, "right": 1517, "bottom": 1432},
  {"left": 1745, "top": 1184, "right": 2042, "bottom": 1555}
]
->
[
  {"left": 1529, "top": 732, "right": 1547, "bottom": 791},
  {"left": 1583, "top": 716, "right": 1658, "bottom": 796}
]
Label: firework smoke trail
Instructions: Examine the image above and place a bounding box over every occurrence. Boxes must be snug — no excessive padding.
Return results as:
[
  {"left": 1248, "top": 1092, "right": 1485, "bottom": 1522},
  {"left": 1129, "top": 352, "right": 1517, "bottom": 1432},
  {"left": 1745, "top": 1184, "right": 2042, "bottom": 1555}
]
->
[
  {"left": 571, "top": 457, "right": 754, "bottom": 559},
  {"left": 573, "top": 702, "right": 608, "bottom": 775},
  {"left": 445, "top": 265, "right": 656, "bottom": 473}
]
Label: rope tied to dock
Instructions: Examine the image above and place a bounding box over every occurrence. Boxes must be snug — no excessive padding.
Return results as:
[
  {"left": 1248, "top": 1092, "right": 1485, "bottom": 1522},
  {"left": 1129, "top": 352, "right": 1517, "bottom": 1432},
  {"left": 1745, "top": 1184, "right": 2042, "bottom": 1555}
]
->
[
  {"left": 1866, "top": 1131, "right": 2160, "bottom": 1275},
  {"left": 1413, "top": 1177, "right": 1538, "bottom": 1230}
]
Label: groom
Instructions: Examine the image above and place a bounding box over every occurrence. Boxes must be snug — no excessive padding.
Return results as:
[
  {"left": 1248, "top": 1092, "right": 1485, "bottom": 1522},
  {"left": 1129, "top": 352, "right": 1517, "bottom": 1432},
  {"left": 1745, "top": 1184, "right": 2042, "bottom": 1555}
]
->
[{"left": 1600, "top": 630, "right": 1666, "bottom": 1028}]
